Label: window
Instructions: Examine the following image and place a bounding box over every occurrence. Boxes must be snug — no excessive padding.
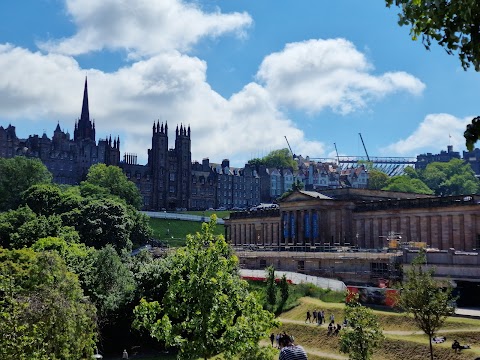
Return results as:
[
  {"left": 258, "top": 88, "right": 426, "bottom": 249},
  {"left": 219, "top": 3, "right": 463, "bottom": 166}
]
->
[
  {"left": 371, "top": 262, "right": 388, "bottom": 275},
  {"left": 297, "top": 260, "right": 305, "bottom": 272},
  {"left": 260, "top": 259, "right": 267, "bottom": 268},
  {"left": 169, "top": 173, "right": 175, "bottom": 181}
]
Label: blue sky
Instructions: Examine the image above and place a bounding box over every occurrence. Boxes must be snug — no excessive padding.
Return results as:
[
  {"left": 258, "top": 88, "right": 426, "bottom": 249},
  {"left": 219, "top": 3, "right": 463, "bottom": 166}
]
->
[{"left": 0, "top": 0, "right": 479, "bottom": 167}]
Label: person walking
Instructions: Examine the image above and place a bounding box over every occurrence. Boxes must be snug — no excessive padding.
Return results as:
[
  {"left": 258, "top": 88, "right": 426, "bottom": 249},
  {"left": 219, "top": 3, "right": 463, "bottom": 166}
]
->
[
  {"left": 312, "top": 309, "right": 317, "bottom": 323},
  {"left": 122, "top": 349, "right": 129, "bottom": 359},
  {"left": 327, "top": 321, "right": 335, "bottom": 336},
  {"left": 305, "top": 310, "right": 311, "bottom": 323},
  {"left": 278, "top": 333, "right": 307, "bottom": 360},
  {"left": 319, "top": 310, "right": 325, "bottom": 325},
  {"left": 270, "top": 333, "right": 275, "bottom": 347}
]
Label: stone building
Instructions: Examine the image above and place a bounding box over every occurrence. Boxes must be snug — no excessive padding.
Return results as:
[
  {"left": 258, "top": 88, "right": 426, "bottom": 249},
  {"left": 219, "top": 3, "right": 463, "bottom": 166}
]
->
[
  {"left": 190, "top": 158, "right": 261, "bottom": 210},
  {"left": 0, "top": 78, "right": 120, "bottom": 185},
  {"left": 121, "top": 122, "right": 191, "bottom": 210},
  {"left": 416, "top": 145, "right": 461, "bottom": 170},
  {"left": 225, "top": 188, "right": 480, "bottom": 285},
  {"left": 225, "top": 189, "right": 480, "bottom": 251}
]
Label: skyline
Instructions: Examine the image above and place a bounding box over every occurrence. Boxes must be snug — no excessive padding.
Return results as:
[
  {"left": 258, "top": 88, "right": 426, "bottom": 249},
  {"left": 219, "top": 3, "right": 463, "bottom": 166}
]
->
[{"left": 0, "top": 1, "right": 479, "bottom": 167}]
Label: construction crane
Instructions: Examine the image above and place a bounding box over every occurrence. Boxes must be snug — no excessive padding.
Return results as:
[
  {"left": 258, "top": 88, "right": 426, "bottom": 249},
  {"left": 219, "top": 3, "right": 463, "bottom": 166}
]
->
[
  {"left": 333, "top": 142, "right": 340, "bottom": 164},
  {"left": 358, "top": 133, "right": 370, "bottom": 161},
  {"left": 284, "top": 136, "right": 295, "bottom": 159}
]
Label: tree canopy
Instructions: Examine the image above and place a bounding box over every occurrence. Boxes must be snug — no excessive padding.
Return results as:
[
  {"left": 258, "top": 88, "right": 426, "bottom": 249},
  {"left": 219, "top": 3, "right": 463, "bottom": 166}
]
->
[
  {"left": 420, "top": 158, "right": 479, "bottom": 195},
  {"left": 340, "top": 297, "right": 384, "bottom": 360},
  {"left": 0, "top": 248, "right": 97, "bottom": 359},
  {"left": 382, "top": 176, "right": 434, "bottom": 195},
  {"left": 83, "top": 163, "right": 143, "bottom": 209},
  {"left": 0, "top": 156, "right": 52, "bottom": 211},
  {"left": 399, "top": 251, "right": 456, "bottom": 360},
  {"left": 133, "top": 216, "right": 277, "bottom": 359},
  {"left": 376, "top": 159, "right": 479, "bottom": 196},
  {"left": 248, "top": 148, "right": 297, "bottom": 170},
  {"left": 367, "top": 169, "right": 389, "bottom": 190},
  {"left": 386, "top": 0, "right": 480, "bottom": 71}
]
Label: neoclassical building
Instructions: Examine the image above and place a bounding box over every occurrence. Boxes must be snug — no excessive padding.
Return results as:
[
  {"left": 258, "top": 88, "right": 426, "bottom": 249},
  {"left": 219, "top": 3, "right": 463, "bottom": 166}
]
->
[{"left": 225, "top": 189, "right": 480, "bottom": 251}]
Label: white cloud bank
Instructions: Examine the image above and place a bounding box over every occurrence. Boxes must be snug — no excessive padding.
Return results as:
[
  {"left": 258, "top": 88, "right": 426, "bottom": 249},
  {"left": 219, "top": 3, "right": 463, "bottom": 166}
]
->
[
  {"left": 0, "top": 1, "right": 426, "bottom": 166},
  {"left": 257, "top": 39, "right": 425, "bottom": 114},
  {"left": 382, "top": 113, "right": 471, "bottom": 156},
  {"left": 39, "top": 0, "right": 252, "bottom": 57}
]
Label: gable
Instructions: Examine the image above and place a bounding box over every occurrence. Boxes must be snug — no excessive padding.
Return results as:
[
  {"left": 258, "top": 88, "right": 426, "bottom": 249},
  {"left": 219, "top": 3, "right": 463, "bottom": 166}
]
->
[{"left": 280, "top": 190, "right": 333, "bottom": 203}]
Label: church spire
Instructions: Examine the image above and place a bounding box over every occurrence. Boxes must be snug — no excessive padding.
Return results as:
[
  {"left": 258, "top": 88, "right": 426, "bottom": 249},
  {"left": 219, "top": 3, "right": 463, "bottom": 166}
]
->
[
  {"left": 74, "top": 77, "right": 95, "bottom": 142},
  {"left": 80, "top": 77, "right": 90, "bottom": 124}
]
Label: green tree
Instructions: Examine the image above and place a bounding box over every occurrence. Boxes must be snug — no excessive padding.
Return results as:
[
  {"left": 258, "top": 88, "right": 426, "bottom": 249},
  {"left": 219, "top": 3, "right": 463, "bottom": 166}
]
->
[
  {"left": 32, "top": 236, "right": 95, "bottom": 290},
  {"left": 0, "top": 248, "right": 97, "bottom": 359},
  {"left": 382, "top": 176, "right": 434, "bottom": 194},
  {"left": 265, "top": 265, "right": 277, "bottom": 309},
  {"left": 420, "top": 159, "right": 479, "bottom": 195},
  {"left": 87, "top": 245, "right": 135, "bottom": 329},
  {"left": 400, "top": 251, "right": 456, "bottom": 360},
  {"left": 84, "top": 163, "right": 143, "bottom": 208},
  {"left": 126, "top": 205, "right": 154, "bottom": 246},
  {"left": 22, "top": 184, "right": 63, "bottom": 216},
  {"left": 248, "top": 148, "right": 297, "bottom": 170},
  {"left": 386, "top": 0, "right": 480, "bottom": 71},
  {"left": 0, "top": 206, "right": 66, "bottom": 249},
  {"left": 384, "top": 2, "right": 480, "bottom": 150},
  {"left": 339, "top": 298, "right": 384, "bottom": 360},
  {"left": 76, "top": 198, "right": 133, "bottom": 251},
  {"left": 367, "top": 169, "right": 389, "bottom": 190},
  {"left": 133, "top": 216, "right": 277, "bottom": 359},
  {"left": 0, "top": 156, "right": 52, "bottom": 211},
  {"left": 278, "top": 274, "right": 290, "bottom": 308}
]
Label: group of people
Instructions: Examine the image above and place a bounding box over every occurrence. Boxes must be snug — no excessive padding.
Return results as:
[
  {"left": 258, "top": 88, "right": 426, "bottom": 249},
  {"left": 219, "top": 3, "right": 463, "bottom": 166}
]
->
[
  {"left": 270, "top": 332, "right": 308, "bottom": 360},
  {"left": 451, "top": 339, "right": 471, "bottom": 353},
  {"left": 305, "top": 309, "right": 329, "bottom": 325},
  {"left": 326, "top": 320, "right": 344, "bottom": 336},
  {"left": 270, "top": 332, "right": 292, "bottom": 349}
]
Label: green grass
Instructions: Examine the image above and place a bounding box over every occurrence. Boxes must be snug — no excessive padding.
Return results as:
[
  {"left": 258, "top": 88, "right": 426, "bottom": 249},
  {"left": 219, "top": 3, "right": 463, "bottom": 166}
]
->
[
  {"left": 148, "top": 217, "right": 224, "bottom": 247},
  {"left": 246, "top": 280, "right": 345, "bottom": 318},
  {"left": 274, "top": 297, "right": 480, "bottom": 360},
  {"left": 184, "top": 210, "right": 231, "bottom": 219}
]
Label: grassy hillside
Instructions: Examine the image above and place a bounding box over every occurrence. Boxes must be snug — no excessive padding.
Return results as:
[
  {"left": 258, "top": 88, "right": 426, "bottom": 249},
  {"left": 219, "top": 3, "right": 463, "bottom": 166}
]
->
[
  {"left": 274, "top": 297, "right": 480, "bottom": 360},
  {"left": 148, "top": 216, "right": 225, "bottom": 247}
]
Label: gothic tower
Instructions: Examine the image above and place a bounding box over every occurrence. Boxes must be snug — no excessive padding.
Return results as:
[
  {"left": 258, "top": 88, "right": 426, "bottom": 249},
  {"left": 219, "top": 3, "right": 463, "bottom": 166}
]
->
[
  {"left": 74, "top": 77, "right": 95, "bottom": 142},
  {"left": 150, "top": 121, "right": 169, "bottom": 209},
  {"left": 175, "top": 124, "right": 191, "bottom": 209}
]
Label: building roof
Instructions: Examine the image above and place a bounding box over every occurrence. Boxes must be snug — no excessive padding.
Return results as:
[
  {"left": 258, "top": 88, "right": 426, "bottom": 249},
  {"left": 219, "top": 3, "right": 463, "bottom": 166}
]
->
[{"left": 298, "top": 190, "right": 333, "bottom": 200}]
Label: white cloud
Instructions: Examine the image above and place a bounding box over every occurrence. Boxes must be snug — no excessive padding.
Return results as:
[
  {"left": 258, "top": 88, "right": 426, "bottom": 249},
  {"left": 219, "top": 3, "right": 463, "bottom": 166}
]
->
[
  {"left": 382, "top": 113, "right": 471, "bottom": 155},
  {"left": 256, "top": 39, "right": 426, "bottom": 114},
  {"left": 0, "top": 45, "right": 325, "bottom": 166},
  {"left": 39, "top": 0, "right": 252, "bottom": 57},
  {"left": 0, "top": 1, "right": 428, "bottom": 167}
]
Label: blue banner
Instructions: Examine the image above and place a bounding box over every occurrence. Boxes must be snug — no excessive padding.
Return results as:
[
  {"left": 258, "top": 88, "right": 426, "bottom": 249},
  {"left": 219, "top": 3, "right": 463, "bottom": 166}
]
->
[
  {"left": 313, "top": 211, "right": 319, "bottom": 239},
  {"left": 290, "top": 212, "right": 296, "bottom": 240},
  {"left": 304, "top": 212, "right": 311, "bottom": 239},
  {"left": 283, "top": 213, "right": 289, "bottom": 239}
]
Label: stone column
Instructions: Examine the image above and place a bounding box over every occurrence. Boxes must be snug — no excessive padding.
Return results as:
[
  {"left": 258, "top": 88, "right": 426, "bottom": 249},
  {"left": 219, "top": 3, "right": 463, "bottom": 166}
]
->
[{"left": 298, "top": 210, "right": 305, "bottom": 245}]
